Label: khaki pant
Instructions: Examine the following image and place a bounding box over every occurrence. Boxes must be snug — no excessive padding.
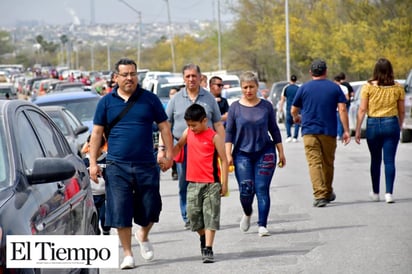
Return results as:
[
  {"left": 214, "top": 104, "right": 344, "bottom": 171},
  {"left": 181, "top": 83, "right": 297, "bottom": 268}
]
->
[{"left": 303, "top": 134, "right": 337, "bottom": 200}]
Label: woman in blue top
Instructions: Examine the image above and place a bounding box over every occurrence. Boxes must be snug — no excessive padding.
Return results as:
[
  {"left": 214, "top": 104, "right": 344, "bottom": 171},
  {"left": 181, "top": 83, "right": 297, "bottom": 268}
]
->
[{"left": 225, "top": 71, "right": 286, "bottom": 237}]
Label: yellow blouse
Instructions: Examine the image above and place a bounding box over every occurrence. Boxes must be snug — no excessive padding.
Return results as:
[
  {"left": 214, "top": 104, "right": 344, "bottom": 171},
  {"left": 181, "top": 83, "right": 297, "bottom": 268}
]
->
[{"left": 361, "top": 82, "right": 405, "bottom": 117}]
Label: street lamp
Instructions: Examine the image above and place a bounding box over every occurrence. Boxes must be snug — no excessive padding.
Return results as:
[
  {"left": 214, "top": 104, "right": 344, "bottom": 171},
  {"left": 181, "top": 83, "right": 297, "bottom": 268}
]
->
[
  {"left": 164, "top": 0, "right": 176, "bottom": 73},
  {"left": 285, "top": 0, "right": 291, "bottom": 81},
  {"left": 118, "top": 0, "right": 142, "bottom": 69}
]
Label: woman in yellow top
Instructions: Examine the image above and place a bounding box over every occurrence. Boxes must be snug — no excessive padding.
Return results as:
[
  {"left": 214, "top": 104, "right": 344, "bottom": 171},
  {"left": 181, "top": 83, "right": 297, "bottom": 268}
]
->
[{"left": 356, "top": 58, "right": 405, "bottom": 203}]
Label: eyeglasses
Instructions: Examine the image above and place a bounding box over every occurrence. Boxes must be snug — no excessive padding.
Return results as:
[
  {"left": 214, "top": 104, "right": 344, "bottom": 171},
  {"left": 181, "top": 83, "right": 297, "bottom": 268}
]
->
[
  {"left": 117, "top": 72, "right": 138, "bottom": 78},
  {"left": 213, "top": 83, "right": 224, "bottom": 88}
]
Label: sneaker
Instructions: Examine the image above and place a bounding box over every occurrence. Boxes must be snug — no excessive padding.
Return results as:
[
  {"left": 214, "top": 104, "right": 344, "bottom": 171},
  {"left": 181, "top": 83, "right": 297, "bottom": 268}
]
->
[
  {"left": 313, "top": 199, "right": 328, "bottom": 207},
  {"left": 202, "top": 248, "right": 214, "bottom": 263},
  {"left": 135, "top": 232, "right": 154, "bottom": 261},
  {"left": 258, "top": 226, "right": 271, "bottom": 237},
  {"left": 184, "top": 221, "right": 191, "bottom": 230},
  {"left": 285, "top": 137, "right": 292, "bottom": 143},
  {"left": 385, "top": 193, "right": 394, "bottom": 203},
  {"left": 327, "top": 192, "right": 336, "bottom": 202},
  {"left": 102, "top": 230, "right": 110, "bottom": 235},
  {"left": 240, "top": 215, "right": 251, "bottom": 232},
  {"left": 292, "top": 138, "right": 298, "bottom": 143},
  {"left": 369, "top": 192, "right": 380, "bottom": 202},
  {"left": 120, "top": 255, "right": 135, "bottom": 269}
]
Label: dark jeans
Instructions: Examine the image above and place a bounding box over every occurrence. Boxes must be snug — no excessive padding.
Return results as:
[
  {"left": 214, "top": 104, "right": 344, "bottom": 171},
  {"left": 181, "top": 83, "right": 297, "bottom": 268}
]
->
[
  {"left": 233, "top": 145, "right": 276, "bottom": 227},
  {"left": 93, "top": 194, "right": 110, "bottom": 234},
  {"left": 285, "top": 113, "right": 300, "bottom": 138},
  {"left": 366, "top": 116, "right": 400, "bottom": 194}
]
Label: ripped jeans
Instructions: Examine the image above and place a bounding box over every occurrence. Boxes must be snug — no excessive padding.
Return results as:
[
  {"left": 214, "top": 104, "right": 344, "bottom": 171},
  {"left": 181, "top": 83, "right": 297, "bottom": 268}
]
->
[{"left": 233, "top": 145, "right": 276, "bottom": 227}]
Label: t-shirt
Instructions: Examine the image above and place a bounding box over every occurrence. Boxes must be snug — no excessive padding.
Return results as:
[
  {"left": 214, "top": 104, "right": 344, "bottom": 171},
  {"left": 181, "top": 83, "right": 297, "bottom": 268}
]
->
[
  {"left": 166, "top": 87, "right": 221, "bottom": 139},
  {"left": 93, "top": 85, "right": 167, "bottom": 164},
  {"left": 292, "top": 79, "right": 347, "bottom": 137},
  {"left": 186, "top": 128, "right": 220, "bottom": 183},
  {"left": 225, "top": 99, "right": 282, "bottom": 153}
]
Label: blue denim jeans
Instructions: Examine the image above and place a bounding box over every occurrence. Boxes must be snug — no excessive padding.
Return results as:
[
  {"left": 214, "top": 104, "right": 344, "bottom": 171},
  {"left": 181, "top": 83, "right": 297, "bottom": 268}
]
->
[
  {"left": 176, "top": 145, "right": 188, "bottom": 223},
  {"left": 285, "top": 113, "right": 300, "bottom": 139},
  {"left": 233, "top": 145, "right": 276, "bottom": 227},
  {"left": 366, "top": 116, "right": 400, "bottom": 194}
]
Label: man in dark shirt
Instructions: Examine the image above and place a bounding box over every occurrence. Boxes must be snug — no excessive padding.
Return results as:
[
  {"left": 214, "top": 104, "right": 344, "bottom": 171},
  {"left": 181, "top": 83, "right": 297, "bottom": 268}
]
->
[{"left": 209, "top": 76, "right": 229, "bottom": 124}]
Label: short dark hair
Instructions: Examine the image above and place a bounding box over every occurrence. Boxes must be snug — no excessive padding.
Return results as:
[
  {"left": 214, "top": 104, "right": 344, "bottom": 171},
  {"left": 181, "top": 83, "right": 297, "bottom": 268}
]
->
[
  {"left": 184, "top": 104, "right": 206, "bottom": 122},
  {"left": 209, "top": 76, "right": 223, "bottom": 86},
  {"left": 291, "top": 75, "right": 297, "bottom": 82},
  {"left": 114, "top": 58, "right": 137, "bottom": 73}
]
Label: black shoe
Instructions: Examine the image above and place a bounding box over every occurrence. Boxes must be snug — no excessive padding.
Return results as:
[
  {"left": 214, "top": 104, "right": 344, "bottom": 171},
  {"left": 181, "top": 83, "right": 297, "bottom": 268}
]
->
[
  {"left": 102, "top": 230, "right": 110, "bottom": 235},
  {"left": 202, "top": 248, "right": 214, "bottom": 263},
  {"left": 327, "top": 192, "right": 336, "bottom": 202},
  {"left": 172, "top": 172, "right": 178, "bottom": 180},
  {"left": 313, "top": 199, "right": 328, "bottom": 207}
]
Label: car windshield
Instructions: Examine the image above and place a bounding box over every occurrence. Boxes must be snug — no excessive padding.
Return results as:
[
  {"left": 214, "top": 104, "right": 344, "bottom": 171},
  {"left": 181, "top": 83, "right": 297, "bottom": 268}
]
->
[
  {"left": 38, "top": 97, "right": 100, "bottom": 123},
  {"left": 0, "top": 121, "right": 10, "bottom": 188}
]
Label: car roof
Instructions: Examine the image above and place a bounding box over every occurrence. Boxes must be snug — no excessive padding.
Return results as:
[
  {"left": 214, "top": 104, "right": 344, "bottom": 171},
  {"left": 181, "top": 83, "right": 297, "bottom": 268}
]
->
[{"left": 32, "top": 91, "right": 100, "bottom": 104}]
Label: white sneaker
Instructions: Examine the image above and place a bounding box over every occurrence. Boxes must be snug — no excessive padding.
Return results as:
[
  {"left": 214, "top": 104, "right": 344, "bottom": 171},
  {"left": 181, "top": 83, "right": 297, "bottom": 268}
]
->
[
  {"left": 285, "top": 137, "right": 292, "bottom": 143},
  {"left": 292, "top": 138, "right": 298, "bottom": 143},
  {"left": 258, "top": 226, "right": 271, "bottom": 237},
  {"left": 120, "top": 255, "right": 135, "bottom": 269},
  {"left": 135, "top": 231, "right": 154, "bottom": 261},
  {"left": 369, "top": 192, "right": 380, "bottom": 202},
  {"left": 240, "top": 215, "right": 251, "bottom": 232},
  {"left": 385, "top": 193, "right": 394, "bottom": 203}
]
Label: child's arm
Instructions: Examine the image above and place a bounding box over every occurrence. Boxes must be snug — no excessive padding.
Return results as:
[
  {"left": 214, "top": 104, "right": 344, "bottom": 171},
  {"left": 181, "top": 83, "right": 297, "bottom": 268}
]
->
[
  {"left": 172, "top": 128, "right": 188, "bottom": 158},
  {"left": 214, "top": 133, "right": 228, "bottom": 197}
]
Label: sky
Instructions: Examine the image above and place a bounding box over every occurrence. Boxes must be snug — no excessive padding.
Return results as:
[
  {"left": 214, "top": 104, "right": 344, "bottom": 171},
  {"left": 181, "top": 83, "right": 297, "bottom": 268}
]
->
[{"left": 0, "top": 0, "right": 237, "bottom": 27}]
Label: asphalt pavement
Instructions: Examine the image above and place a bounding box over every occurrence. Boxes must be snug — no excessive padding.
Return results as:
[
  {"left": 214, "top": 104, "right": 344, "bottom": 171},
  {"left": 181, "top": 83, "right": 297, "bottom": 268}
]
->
[{"left": 100, "top": 128, "right": 412, "bottom": 274}]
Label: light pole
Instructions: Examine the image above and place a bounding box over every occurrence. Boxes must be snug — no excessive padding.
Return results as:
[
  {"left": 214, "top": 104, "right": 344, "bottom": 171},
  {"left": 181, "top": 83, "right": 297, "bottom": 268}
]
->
[
  {"left": 118, "top": 0, "right": 142, "bottom": 69},
  {"left": 285, "top": 0, "right": 291, "bottom": 81},
  {"left": 164, "top": 0, "right": 176, "bottom": 72},
  {"left": 217, "top": 0, "right": 222, "bottom": 70}
]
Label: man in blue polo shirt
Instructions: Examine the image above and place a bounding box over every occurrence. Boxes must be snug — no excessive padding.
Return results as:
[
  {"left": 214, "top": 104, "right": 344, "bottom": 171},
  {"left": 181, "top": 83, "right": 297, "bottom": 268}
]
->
[
  {"left": 89, "top": 58, "right": 173, "bottom": 269},
  {"left": 291, "top": 59, "right": 350, "bottom": 208}
]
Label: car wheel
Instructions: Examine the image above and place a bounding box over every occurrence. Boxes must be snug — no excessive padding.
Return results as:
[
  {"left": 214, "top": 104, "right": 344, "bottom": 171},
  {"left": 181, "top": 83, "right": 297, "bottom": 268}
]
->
[{"left": 401, "top": 129, "right": 412, "bottom": 143}]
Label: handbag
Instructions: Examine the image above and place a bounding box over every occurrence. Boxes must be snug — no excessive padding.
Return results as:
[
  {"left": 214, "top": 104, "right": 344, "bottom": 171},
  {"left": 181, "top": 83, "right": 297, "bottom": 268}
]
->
[{"left": 104, "top": 90, "right": 142, "bottom": 138}]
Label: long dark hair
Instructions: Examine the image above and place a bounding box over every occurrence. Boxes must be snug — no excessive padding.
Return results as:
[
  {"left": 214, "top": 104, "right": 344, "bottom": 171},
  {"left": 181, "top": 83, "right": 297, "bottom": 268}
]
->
[{"left": 369, "top": 58, "right": 395, "bottom": 86}]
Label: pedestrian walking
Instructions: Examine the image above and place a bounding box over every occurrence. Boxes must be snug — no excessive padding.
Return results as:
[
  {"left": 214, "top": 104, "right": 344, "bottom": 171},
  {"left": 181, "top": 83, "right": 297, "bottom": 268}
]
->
[
  {"left": 279, "top": 74, "right": 300, "bottom": 143},
  {"left": 355, "top": 57, "right": 405, "bottom": 203},
  {"left": 209, "top": 76, "right": 229, "bottom": 123},
  {"left": 170, "top": 103, "right": 228, "bottom": 263},
  {"left": 334, "top": 74, "right": 349, "bottom": 140},
  {"left": 88, "top": 58, "right": 174, "bottom": 269},
  {"left": 225, "top": 71, "right": 286, "bottom": 237},
  {"left": 291, "top": 59, "right": 350, "bottom": 208},
  {"left": 160, "top": 63, "right": 225, "bottom": 229}
]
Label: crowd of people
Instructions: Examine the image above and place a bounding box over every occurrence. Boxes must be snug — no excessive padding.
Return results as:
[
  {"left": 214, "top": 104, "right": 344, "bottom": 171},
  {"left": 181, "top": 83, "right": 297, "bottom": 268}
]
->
[{"left": 86, "top": 57, "right": 405, "bottom": 269}]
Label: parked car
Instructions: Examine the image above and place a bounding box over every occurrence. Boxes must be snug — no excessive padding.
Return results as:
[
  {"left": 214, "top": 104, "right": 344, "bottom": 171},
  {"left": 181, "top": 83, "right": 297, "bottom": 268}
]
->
[
  {"left": 0, "top": 83, "right": 17, "bottom": 100},
  {"left": 348, "top": 81, "right": 367, "bottom": 136},
  {"left": 41, "top": 106, "right": 89, "bottom": 157},
  {"left": 401, "top": 70, "right": 412, "bottom": 142},
  {"left": 32, "top": 91, "right": 101, "bottom": 132},
  {"left": 269, "top": 81, "right": 289, "bottom": 123},
  {"left": 0, "top": 99, "right": 98, "bottom": 273},
  {"left": 222, "top": 86, "right": 242, "bottom": 105}
]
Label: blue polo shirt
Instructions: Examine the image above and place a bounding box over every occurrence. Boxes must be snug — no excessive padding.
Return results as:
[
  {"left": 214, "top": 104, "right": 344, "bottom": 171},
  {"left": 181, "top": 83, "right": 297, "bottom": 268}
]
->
[
  {"left": 292, "top": 79, "right": 346, "bottom": 137},
  {"left": 93, "top": 85, "right": 168, "bottom": 164}
]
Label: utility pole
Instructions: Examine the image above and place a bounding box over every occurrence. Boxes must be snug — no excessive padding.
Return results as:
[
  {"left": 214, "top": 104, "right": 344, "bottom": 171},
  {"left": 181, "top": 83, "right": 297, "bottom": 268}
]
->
[
  {"left": 164, "top": 0, "right": 176, "bottom": 72},
  {"left": 285, "top": 0, "right": 291, "bottom": 81},
  {"left": 118, "top": 0, "right": 142, "bottom": 69},
  {"left": 217, "top": 0, "right": 222, "bottom": 70}
]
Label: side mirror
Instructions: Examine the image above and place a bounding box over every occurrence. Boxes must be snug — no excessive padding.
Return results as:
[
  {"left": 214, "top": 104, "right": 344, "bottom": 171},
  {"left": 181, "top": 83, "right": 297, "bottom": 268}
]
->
[{"left": 28, "top": 158, "right": 75, "bottom": 184}]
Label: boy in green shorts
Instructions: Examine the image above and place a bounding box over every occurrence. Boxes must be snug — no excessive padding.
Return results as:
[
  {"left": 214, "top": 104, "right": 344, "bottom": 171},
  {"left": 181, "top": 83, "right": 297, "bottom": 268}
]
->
[{"left": 172, "top": 103, "right": 228, "bottom": 263}]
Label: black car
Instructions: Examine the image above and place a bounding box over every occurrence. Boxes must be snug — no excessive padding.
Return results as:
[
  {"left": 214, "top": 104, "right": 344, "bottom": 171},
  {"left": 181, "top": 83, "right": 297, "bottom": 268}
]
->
[{"left": 0, "top": 100, "right": 99, "bottom": 273}]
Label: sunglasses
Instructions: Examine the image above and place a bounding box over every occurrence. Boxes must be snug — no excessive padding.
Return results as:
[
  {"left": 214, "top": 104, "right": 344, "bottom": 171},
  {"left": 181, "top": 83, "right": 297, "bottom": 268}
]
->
[{"left": 213, "top": 83, "right": 224, "bottom": 87}]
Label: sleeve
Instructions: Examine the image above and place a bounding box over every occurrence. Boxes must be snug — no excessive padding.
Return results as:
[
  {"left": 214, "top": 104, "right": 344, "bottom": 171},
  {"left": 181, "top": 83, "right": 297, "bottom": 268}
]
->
[
  {"left": 210, "top": 96, "right": 222, "bottom": 123},
  {"left": 166, "top": 94, "right": 175, "bottom": 125},
  {"left": 225, "top": 103, "right": 237, "bottom": 143},
  {"left": 93, "top": 96, "right": 108, "bottom": 126}
]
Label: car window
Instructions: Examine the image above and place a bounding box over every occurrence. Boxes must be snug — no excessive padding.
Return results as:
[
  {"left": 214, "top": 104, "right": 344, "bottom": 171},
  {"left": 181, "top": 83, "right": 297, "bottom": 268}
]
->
[
  {"left": 16, "top": 112, "right": 46, "bottom": 174},
  {"left": 63, "top": 108, "right": 83, "bottom": 131},
  {"left": 25, "top": 110, "right": 66, "bottom": 158},
  {"left": 0, "top": 122, "right": 10, "bottom": 187},
  {"left": 49, "top": 114, "right": 69, "bottom": 135}
]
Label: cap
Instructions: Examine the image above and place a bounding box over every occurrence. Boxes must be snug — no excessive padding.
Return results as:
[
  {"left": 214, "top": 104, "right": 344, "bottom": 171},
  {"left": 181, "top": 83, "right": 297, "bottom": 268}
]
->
[{"left": 310, "top": 59, "right": 327, "bottom": 76}]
